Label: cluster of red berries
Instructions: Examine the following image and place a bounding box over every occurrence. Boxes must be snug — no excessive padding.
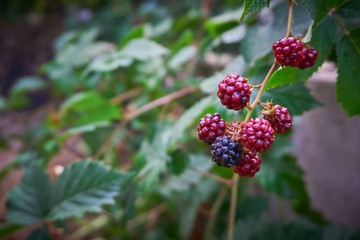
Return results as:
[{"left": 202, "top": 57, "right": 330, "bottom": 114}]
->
[
  {"left": 273, "top": 37, "right": 318, "bottom": 69},
  {"left": 197, "top": 73, "right": 293, "bottom": 177}
]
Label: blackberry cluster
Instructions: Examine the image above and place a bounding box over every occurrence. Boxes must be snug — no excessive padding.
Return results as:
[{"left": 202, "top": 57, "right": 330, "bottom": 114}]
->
[
  {"left": 240, "top": 118, "right": 275, "bottom": 153},
  {"left": 217, "top": 73, "right": 251, "bottom": 110},
  {"left": 298, "top": 44, "right": 318, "bottom": 69},
  {"left": 211, "top": 136, "right": 243, "bottom": 168},
  {"left": 233, "top": 151, "right": 261, "bottom": 177},
  {"left": 273, "top": 37, "right": 303, "bottom": 67},
  {"left": 198, "top": 113, "right": 226, "bottom": 144},
  {"left": 262, "top": 104, "right": 293, "bottom": 134}
]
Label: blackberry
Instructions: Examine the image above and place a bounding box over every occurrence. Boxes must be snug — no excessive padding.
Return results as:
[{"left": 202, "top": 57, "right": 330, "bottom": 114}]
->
[
  {"left": 217, "top": 73, "right": 251, "bottom": 111},
  {"left": 240, "top": 118, "right": 275, "bottom": 153},
  {"left": 233, "top": 151, "right": 261, "bottom": 177},
  {"left": 298, "top": 44, "right": 318, "bottom": 69},
  {"left": 273, "top": 37, "right": 304, "bottom": 67},
  {"left": 262, "top": 104, "right": 293, "bottom": 134},
  {"left": 198, "top": 113, "right": 226, "bottom": 144},
  {"left": 211, "top": 136, "right": 243, "bottom": 168}
]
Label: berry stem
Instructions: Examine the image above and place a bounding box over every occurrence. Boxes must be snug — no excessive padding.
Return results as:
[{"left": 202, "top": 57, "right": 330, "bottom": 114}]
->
[
  {"left": 204, "top": 186, "right": 227, "bottom": 240},
  {"left": 227, "top": 174, "right": 238, "bottom": 240},
  {"left": 243, "top": 62, "right": 278, "bottom": 123},
  {"left": 285, "top": 0, "right": 294, "bottom": 38}
]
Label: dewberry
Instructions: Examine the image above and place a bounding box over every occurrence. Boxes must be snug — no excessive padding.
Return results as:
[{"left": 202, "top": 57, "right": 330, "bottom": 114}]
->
[
  {"left": 263, "top": 104, "right": 293, "bottom": 134},
  {"left": 298, "top": 44, "right": 318, "bottom": 69},
  {"left": 211, "top": 136, "right": 243, "bottom": 168},
  {"left": 233, "top": 151, "right": 261, "bottom": 177},
  {"left": 273, "top": 37, "right": 304, "bottom": 67},
  {"left": 217, "top": 73, "right": 251, "bottom": 111},
  {"left": 198, "top": 113, "right": 226, "bottom": 144},
  {"left": 240, "top": 118, "right": 275, "bottom": 153}
]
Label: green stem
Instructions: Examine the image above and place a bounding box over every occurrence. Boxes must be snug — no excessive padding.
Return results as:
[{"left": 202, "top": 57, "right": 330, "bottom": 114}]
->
[
  {"left": 204, "top": 186, "right": 228, "bottom": 240},
  {"left": 243, "top": 62, "right": 278, "bottom": 123},
  {"left": 332, "top": 12, "right": 349, "bottom": 36},
  {"left": 285, "top": 0, "right": 294, "bottom": 38},
  {"left": 227, "top": 174, "right": 238, "bottom": 240}
]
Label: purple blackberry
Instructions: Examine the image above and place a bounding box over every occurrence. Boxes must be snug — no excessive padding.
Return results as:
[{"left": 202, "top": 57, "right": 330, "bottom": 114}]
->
[{"left": 211, "top": 136, "right": 243, "bottom": 168}]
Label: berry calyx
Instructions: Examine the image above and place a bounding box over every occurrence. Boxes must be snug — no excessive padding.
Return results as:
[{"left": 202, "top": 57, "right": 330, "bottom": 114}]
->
[
  {"left": 211, "top": 136, "right": 243, "bottom": 168},
  {"left": 217, "top": 73, "right": 251, "bottom": 111},
  {"left": 198, "top": 113, "right": 227, "bottom": 144},
  {"left": 298, "top": 44, "right": 318, "bottom": 69},
  {"left": 233, "top": 151, "right": 261, "bottom": 177},
  {"left": 240, "top": 118, "right": 275, "bottom": 153},
  {"left": 273, "top": 37, "right": 304, "bottom": 67},
  {"left": 261, "top": 104, "right": 293, "bottom": 134}
]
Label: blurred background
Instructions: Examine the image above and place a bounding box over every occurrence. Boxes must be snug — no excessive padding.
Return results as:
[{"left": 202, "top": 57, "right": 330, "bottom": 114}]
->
[{"left": 1, "top": 0, "right": 360, "bottom": 239}]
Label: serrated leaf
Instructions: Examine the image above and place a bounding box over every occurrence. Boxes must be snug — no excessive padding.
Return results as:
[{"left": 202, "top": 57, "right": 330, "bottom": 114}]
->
[
  {"left": 335, "top": 0, "right": 360, "bottom": 19},
  {"left": 48, "top": 160, "right": 133, "bottom": 220},
  {"left": 262, "top": 83, "right": 321, "bottom": 115},
  {"left": 336, "top": 28, "right": 360, "bottom": 117},
  {"left": 6, "top": 164, "right": 52, "bottom": 225},
  {"left": 240, "top": 0, "right": 270, "bottom": 21},
  {"left": 119, "top": 38, "right": 169, "bottom": 60}
]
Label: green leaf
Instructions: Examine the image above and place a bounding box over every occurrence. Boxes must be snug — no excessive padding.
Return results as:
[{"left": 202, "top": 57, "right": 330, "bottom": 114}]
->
[
  {"left": 60, "top": 91, "right": 120, "bottom": 126},
  {"left": 26, "top": 227, "right": 51, "bottom": 240},
  {"left": 6, "top": 164, "right": 52, "bottom": 225},
  {"left": 119, "top": 38, "right": 169, "bottom": 60},
  {"left": 205, "top": 8, "right": 243, "bottom": 37},
  {"left": 168, "top": 149, "right": 189, "bottom": 175},
  {"left": 240, "top": 0, "right": 270, "bottom": 22},
  {"left": 119, "top": 25, "right": 145, "bottom": 48},
  {"left": 0, "top": 224, "right": 24, "bottom": 238},
  {"left": 87, "top": 52, "right": 133, "bottom": 73},
  {"left": 262, "top": 83, "right": 321, "bottom": 115},
  {"left": 335, "top": 0, "right": 360, "bottom": 19},
  {"left": 168, "top": 46, "right": 197, "bottom": 70},
  {"left": 48, "top": 160, "right": 133, "bottom": 220},
  {"left": 336, "top": 28, "right": 360, "bottom": 116}
]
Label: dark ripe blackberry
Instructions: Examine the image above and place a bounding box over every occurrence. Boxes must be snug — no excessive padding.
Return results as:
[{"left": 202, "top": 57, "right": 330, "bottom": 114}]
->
[
  {"left": 298, "top": 44, "right": 318, "bottom": 69},
  {"left": 233, "top": 151, "right": 261, "bottom": 177},
  {"left": 240, "top": 118, "right": 275, "bottom": 153},
  {"left": 217, "top": 73, "right": 251, "bottom": 111},
  {"left": 273, "top": 37, "right": 304, "bottom": 67},
  {"left": 198, "top": 113, "right": 227, "bottom": 144},
  {"left": 263, "top": 105, "right": 293, "bottom": 134},
  {"left": 211, "top": 136, "right": 243, "bottom": 168}
]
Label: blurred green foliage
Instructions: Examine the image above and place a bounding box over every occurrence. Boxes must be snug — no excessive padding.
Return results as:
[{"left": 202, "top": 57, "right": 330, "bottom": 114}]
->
[{"left": 1, "top": 0, "right": 360, "bottom": 239}]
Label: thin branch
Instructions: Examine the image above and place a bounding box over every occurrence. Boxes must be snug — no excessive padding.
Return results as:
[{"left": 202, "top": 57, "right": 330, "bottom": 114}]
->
[
  {"left": 204, "top": 186, "right": 228, "bottom": 240},
  {"left": 227, "top": 174, "right": 238, "bottom": 240},
  {"left": 110, "top": 87, "right": 142, "bottom": 105},
  {"left": 65, "top": 140, "right": 89, "bottom": 158},
  {"left": 92, "top": 86, "right": 198, "bottom": 160},
  {"left": 191, "top": 167, "right": 233, "bottom": 186},
  {"left": 285, "top": 0, "right": 294, "bottom": 38}
]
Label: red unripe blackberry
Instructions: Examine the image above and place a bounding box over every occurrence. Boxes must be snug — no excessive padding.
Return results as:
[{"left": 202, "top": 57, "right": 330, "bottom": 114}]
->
[
  {"left": 233, "top": 151, "right": 261, "bottom": 177},
  {"left": 263, "top": 105, "right": 293, "bottom": 134},
  {"left": 198, "top": 113, "right": 226, "bottom": 144},
  {"left": 273, "top": 37, "right": 304, "bottom": 67},
  {"left": 211, "top": 136, "right": 243, "bottom": 168},
  {"left": 298, "top": 44, "right": 318, "bottom": 69},
  {"left": 240, "top": 118, "right": 275, "bottom": 153},
  {"left": 217, "top": 73, "right": 251, "bottom": 111}
]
